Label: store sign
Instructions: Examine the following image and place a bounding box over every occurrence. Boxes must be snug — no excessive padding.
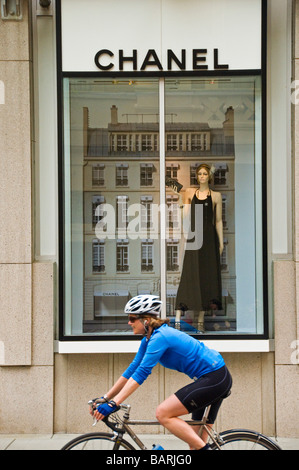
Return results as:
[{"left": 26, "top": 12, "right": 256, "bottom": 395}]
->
[
  {"left": 59, "top": 0, "right": 263, "bottom": 73},
  {"left": 94, "top": 48, "right": 229, "bottom": 72}
]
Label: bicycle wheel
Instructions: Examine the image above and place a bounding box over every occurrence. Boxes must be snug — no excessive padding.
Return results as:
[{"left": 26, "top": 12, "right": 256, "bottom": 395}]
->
[
  {"left": 210, "top": 429, "right": 281, "bottom": 450},
  {"left": 61, "top": 432, "right": 136, "bottom": 450}
]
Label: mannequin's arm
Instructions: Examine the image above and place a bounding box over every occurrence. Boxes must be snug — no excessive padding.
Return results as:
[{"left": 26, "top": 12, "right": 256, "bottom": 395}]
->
[
  {"left": 215, "top": 193, "right": 224, "bottom": 255},
  {"left": 169, "top": 186, "right": 193, "bottom": 210}
]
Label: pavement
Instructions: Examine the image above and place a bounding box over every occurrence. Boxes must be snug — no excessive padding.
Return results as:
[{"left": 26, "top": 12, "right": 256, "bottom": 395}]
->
[{"left": 0, "top": 434, "right": 299, "bottom": 450}]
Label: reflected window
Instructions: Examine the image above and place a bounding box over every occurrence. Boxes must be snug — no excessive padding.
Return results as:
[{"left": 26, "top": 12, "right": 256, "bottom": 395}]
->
[
  {"left": 116, "top": 164, "right": 128, "bottom": 186},
  {"left": 141, "top": 240, "right": 154, "bottom": 272},
  {"left": 62, "top": 78, "right": 160, "bottom": 336},
  {"left": 117, "top": 240, "right": 129, "bottom": 272},
  {"left": 92, "top": 164, "right": 105, "bottom": 186},
  {"left": 140, "top": 163, "right": 154, "bottom": 186},
  {"left": 93, "top": 239, "right": 105, "bottom": 273}
]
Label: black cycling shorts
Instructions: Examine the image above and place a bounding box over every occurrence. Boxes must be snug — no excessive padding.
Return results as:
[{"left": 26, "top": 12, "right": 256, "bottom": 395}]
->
[{"left": 174, "top": 365, "right": 232, "bottom": 424}]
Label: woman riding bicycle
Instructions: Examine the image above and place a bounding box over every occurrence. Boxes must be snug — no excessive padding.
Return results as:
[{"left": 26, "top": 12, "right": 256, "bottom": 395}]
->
[{"left": 92, "top": 295, "right": 232, "bottom": 450}]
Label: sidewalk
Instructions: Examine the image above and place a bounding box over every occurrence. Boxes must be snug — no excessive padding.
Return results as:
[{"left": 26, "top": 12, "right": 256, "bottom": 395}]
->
[{"left": 0, "top": 434, "right": 299, "bottom": 450}]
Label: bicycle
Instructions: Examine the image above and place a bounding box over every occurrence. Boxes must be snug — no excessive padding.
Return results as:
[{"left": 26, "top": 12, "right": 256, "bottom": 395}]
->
[{"left": 61, "top": 398, "right": 282, "bottom": 450}]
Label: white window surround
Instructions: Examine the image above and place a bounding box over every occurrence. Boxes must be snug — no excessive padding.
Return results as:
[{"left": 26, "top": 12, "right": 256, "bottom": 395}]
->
[{"left": 54, "top": 339, "right": 274, "bottom": 354}]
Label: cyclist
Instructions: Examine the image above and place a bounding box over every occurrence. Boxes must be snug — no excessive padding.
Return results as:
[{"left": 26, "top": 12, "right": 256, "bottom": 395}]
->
[{"left": 92, "top": 295, "right": 232, "bottom": 450}]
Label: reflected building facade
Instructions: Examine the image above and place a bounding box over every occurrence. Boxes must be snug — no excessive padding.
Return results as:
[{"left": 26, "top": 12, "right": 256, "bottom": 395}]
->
[{"left": 82, "top": 105, "right": 236, "bottom": 333}]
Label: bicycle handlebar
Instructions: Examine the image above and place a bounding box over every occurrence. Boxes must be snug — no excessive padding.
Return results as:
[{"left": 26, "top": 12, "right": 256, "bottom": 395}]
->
[{"left": 88, "top": 399, "right": 131, "bottom": 428}]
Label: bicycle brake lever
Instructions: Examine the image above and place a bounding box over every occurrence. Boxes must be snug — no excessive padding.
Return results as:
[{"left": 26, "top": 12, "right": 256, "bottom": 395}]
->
[{"left": 88, "top": 400, "right": 98, "bottom": 426}]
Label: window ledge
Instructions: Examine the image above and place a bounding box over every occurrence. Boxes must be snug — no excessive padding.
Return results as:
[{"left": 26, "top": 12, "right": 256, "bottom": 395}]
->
[{"left": 54, "top": 339, "right": 274, "bottom": 354}]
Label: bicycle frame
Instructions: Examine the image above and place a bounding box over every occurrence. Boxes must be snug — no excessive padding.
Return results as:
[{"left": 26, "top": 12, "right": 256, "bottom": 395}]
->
[{"left": 103, "top": 403, "right": 223, "bottom": 450}]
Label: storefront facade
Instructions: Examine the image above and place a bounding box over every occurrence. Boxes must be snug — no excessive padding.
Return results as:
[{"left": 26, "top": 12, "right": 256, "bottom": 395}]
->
[
  {"left": 0, "top": 0, "right": 298, "bottom": 437},
  {"left": 59, "top": 0, "right": 267, "bottom": 342}
]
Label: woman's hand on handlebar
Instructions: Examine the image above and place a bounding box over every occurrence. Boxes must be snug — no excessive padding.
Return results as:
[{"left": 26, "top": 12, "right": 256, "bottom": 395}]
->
[
  {"left": 95, "top": 400, "right": 119, "bottom": 421},
  {"left": 88, "top": 397, "right": 108, "bottom": 418}
]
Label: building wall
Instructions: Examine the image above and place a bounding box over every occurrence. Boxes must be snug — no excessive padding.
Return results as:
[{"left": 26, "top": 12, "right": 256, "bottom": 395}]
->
[
  {"left": 274, "top": 261, "right": 299, "bottom": 438},
  {"left": 0, "top": 1, "right": 55, "bottom": 433},
  {"left": 53, "top": 352, "right": 276, "bottom": 436},
  {"left": 0, "top": 0, "right": 298, "bottom": 438},
  {"left": 270, "top": 0, "right": 299, "bottom": 439}
]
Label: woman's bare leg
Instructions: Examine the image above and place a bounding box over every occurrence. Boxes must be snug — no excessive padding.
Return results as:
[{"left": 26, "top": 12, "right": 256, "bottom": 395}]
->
[
  {"left": 191, "top": 424, "right": 213, "bottom": 448},
  {"left": 155, "top": 394, "right": 206, "bottom": 450}
]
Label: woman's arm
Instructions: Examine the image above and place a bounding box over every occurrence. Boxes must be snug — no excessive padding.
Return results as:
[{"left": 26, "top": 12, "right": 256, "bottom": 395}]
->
[
  {"left": 105, "top": 375, "right": 129, "bottom": 400},
  {"left": 89, "top": 375, "right": 128, "bottom": 418},
  {"left": 94, "top": 332, "right": 168, "bottom": 420},
  {"left": 112, "top": 377, "right": 140, "bottom": 405},
  {"left": 91, "top": 338, "right": 147, "bottom": 418},
  {"left": 93, "top": 377, "right": 140, "bottom": 421}
]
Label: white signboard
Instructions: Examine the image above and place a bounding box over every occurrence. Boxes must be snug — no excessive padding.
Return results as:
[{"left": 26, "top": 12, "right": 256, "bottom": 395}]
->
[{"left": 59, "top": 0, "right": 263, "bottom": 73}]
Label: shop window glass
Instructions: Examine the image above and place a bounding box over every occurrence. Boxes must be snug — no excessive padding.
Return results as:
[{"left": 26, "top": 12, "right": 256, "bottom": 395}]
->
[
  {"left": 165, "top": 77, "right": 264, "bottom": 335},
  {"left": 62, "top": 76, "right": 265, "bottom": 338},
  {"left": 63, "top": 79, "right": 160, "bottom": 335}
]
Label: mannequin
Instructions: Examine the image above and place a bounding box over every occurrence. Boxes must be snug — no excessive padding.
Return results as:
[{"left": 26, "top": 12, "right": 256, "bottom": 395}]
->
[{"left": 174, "top": 164, "right": 223, "bottom": 332}]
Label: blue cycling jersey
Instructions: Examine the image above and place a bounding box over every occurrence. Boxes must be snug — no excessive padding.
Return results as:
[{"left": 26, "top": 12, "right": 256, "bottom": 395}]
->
[{"left": 122, "top": 324, "right": 225, "bottom": 385}]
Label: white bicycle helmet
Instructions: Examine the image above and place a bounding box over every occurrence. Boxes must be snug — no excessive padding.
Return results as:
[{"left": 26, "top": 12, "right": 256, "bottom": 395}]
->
[{"left": 124, "top": 295, "right": 162, "bottom": 316}]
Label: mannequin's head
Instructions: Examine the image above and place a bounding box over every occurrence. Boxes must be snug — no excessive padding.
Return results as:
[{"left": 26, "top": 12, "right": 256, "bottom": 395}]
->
[{"left": 196, "top": 163, "right": 213, "bottom": 184}]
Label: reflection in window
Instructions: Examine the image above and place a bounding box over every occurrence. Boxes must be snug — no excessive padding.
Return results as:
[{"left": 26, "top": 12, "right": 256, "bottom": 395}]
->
[
  {"left": 214, "top": 163, "right": 228, "bottom": 186},
  {"left": 116, "top": 240, "right": 129, "bottom": 272},
  {"left": 116, "top": 195, "right": 128, "bottom": 229},
  {"left": 190, "top": 164, "right": 199, "bottom": 186},
  {"left": 191, "top": 133, "right": 207, "bottom": 151},
  {"left": 64, "top": 78, "right": 160, "bottom": 336},
  {"left": 140, "top": 163, "right": 153, "bottom": 186},
  {"left": 63, "top": 76, "right": 264, "bottom": 337},
  {"left": 220, "top": 238, "right": 228, "bottom": 272},
  {"left": 166, "top": 195, "right": 180, "bottom": 231},
  {"left": 117, "top": 134, "right": 128, "bottom": 151},
  {"left": 140, "top": 196, "right": 153, "bottom": 230},
  {"left": 92, "top": 196, "right": 105, "bottom": 229},
  {"left": 167, "top": 240, "right": 179, "bottom": 272},
  {"left": 141, "top": 134, "right": 153, "bottom": 151},
  {"left": 141, "top": 240, "right": 154, "bottom": 272},
  {"left": 116, "top": 164, "right": 128, "bottom": 186},
  {"left": 166, "top": 164, "right": 179, "bottom": 180},
  {"left": 165, "top": 76, "right": 263, "bottom": 335},
  {"left": 93, "top": 239, "right": 105, "bottom": 273},
  {"left": 92, "top": 164, "right": 105, "bottom": 186},
  {"left": 167, "top": 134, "right": 178, "bottom": 151}
]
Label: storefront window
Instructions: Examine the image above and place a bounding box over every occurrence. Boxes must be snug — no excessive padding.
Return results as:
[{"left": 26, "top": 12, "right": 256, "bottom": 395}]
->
[
  {"left": 63, "top": 79, "right": 160, "bottom": 336},
  {"left": 164, "top": 77, "right": 264, "bottom": 335},
  {"left": 61, "top": 75, "right": 265, "bottom": 338}
]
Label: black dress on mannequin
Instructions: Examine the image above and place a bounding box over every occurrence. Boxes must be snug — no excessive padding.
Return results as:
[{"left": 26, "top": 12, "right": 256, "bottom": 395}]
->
[{"left": 175, "top": 191, "right": 222, "bottom": 312}]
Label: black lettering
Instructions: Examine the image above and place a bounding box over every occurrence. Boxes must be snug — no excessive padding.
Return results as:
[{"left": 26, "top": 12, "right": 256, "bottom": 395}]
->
[
  {"left": 167, "top": 49, "right": 186, "bottom": 70},
  {"left": 214, "top": 48, "right": 229, "bottom": 69},
  {"left": 140, "top": 49, "right": 163, "bottom": 71},
  {"left": 94, "top": 48, "right": 229, "bottom": 72},
  {"left": 94, "top": 49, "right": 114, "bottom": 70},
  {"left": 119, "top": 50, "right": 137, "bottom": 71},
  {"left": 193, "top": 49, "right": 208, "bottom": 70}
]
